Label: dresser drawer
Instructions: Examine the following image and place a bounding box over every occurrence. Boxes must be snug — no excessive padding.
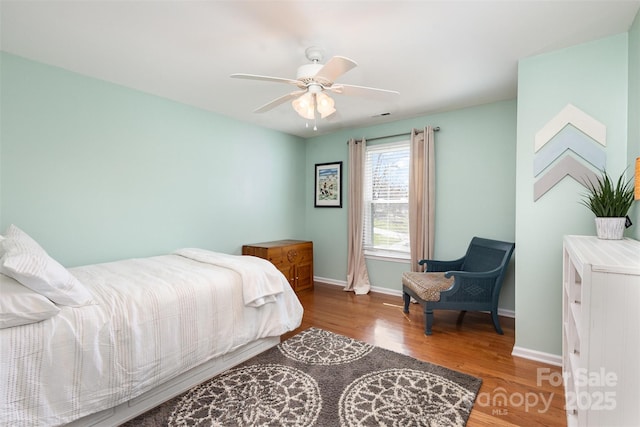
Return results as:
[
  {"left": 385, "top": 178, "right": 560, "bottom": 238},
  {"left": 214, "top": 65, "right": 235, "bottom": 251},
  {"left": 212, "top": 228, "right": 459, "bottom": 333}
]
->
[
  {"left": 242, "top": 240, "right": 313, "bottom": 293},
  {"left": 282, "top": 245, "right": 311, "bottom": 264}
]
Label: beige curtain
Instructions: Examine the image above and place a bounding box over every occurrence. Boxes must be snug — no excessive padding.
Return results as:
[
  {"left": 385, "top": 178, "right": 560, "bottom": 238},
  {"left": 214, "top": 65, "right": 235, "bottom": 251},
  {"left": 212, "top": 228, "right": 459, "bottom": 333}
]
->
[
  {"left": 346, "top": 138, "right": 371, "bottom": 294},
  {"left": 409, "top": 127, "right": 435, "bottom": 272}
]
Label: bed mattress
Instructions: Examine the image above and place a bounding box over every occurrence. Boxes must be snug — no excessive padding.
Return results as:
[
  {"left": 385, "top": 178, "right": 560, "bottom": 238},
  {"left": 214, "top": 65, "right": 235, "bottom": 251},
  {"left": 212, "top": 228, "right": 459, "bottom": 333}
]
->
[{"left": 0, "top": 250, "right": 303, "bottom": 426}]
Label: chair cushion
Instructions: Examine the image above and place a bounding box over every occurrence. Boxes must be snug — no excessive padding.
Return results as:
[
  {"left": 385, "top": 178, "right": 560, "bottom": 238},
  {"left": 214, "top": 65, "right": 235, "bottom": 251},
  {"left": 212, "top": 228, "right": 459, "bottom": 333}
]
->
[{"left": 402, "top": 271, "right": 454, "bottom": 302}]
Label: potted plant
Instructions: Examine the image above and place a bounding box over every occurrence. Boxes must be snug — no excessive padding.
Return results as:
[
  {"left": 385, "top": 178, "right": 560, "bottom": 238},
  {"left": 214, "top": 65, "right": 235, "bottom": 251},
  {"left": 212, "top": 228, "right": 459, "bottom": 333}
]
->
[{"left": 580, "top": 169, "right": 634, "bottom": 239}]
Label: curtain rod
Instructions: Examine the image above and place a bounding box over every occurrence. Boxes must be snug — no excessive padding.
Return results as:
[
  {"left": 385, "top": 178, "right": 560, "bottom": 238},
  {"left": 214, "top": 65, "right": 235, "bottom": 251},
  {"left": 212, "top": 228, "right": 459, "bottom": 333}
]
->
[{"left": 352, "top": 126, "right": 440, "bottom": 144}]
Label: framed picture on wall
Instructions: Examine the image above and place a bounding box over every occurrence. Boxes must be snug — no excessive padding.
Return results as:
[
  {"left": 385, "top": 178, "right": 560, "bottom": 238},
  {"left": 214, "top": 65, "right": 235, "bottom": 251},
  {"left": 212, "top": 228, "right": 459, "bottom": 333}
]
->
[{"left": 315, "top": 161, "right": 342, "bottom": 208}]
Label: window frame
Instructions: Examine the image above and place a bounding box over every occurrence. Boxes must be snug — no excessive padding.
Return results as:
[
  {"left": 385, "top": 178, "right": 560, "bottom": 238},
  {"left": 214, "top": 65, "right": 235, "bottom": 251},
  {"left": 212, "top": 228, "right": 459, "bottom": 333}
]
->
[{"left": 362, "top": 139, "right": 411, "bottom": 262}]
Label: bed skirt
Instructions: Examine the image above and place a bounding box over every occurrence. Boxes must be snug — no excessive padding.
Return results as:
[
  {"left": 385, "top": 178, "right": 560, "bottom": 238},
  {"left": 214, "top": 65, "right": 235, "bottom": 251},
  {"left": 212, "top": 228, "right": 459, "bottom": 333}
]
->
[{"left": 67, "top": 336, "right": 280, "bottom": 427}]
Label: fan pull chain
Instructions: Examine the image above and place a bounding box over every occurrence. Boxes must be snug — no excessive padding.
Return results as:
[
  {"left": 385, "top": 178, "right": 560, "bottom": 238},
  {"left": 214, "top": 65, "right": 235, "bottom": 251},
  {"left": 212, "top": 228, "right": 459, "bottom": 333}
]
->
[{"left": 313, "top": 93, "right": 318, "bottom": 131}]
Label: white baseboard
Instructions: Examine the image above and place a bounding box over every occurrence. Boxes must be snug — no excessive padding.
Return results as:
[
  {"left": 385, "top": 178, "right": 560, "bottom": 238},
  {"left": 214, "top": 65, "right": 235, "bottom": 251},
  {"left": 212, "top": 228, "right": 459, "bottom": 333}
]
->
[
  {"left": 313, "top": 276, "right": 516, "bottom": 318},
  {"left": 314, "top": 276, "right": 346, "bottom": 288},
  {"left": 313, "top": 276, "right": 407, "bottom": 297},
  {"left": 498, "top": 308, "right": 515, "bottom": 319},
  {"left": 315, "top": 276, "right": 561, "bottom": 366},
  {"left": 511, "top": 346, "right": 562, "bottom": 367}
]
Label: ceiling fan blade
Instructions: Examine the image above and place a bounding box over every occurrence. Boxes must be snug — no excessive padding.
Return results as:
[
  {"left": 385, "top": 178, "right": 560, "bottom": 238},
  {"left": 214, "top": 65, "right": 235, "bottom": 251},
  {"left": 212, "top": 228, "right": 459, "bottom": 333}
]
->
[
  {"left": 329, "top": 83, "right": 399, "bottom": 97},
  {"left": 324, "top": 109, "right": 341, "bottom": 122},
  {"left": 254, "top": 90, "right": 306, "bottom": 113},
  {"left": 314, "top": 56, "right": 358, "bottom": 82},
  {"left": 230, "top": 73, "right": 301, "bottom": 86}
]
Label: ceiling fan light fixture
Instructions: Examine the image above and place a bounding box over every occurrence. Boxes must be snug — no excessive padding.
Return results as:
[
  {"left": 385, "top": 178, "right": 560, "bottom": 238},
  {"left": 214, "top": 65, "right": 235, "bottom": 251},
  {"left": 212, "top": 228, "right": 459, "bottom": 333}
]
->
[
  {"left": 316, "top": 92, "right": 335, "bottom": 118},
  {"left": 291, "top": 92, "right": 316, "bottom": 120},
  {"left": 292, "top": 91, "right": 335, "bottom": 120},
  {"left": 233, "top": 46, "right": 395, "bottom": 127}
]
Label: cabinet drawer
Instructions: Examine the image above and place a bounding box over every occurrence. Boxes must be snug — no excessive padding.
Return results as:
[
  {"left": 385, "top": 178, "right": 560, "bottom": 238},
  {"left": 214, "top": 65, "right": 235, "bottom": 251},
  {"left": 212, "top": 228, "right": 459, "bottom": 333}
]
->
[
  {"left": 243, "top": 246, "right": 285, "bottom": 265},
  {"left": 283, "top": 245, "right": 311, "bottom": 265},
  {"left": 242, "top": 240, "right": 313, "bottom": 293},
  {"left": 264, "top": 248, "right": 285, "bottom": 265},
  {"left": 242, "top": 246, "right": 267, "bottom": 258}
]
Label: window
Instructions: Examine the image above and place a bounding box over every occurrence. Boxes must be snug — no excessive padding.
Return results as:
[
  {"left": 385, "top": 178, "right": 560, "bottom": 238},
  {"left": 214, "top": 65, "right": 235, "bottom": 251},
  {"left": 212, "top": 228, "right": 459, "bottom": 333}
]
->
[{"left": 363, "top": 140, "right": 410, "bottom": 259}]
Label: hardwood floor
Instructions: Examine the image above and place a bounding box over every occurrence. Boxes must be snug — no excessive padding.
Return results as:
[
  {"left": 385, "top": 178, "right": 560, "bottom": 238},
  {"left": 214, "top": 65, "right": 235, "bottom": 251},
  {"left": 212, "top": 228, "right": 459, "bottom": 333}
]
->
[{"left": 283, "top": 282, "right": 567, "bottom": 427}]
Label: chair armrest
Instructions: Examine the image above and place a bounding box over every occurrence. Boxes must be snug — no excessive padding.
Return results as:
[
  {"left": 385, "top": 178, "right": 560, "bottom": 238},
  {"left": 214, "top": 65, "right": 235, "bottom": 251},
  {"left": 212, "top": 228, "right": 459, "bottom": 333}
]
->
[
  {"left": 438, "top": 267, "right": 502, "bottom": 302},
  {"left": 444, "top": 266, "right": 502, "bottom": 280},
  {"left": 418, "top": 257, "right": 465, "bottom": 272}
]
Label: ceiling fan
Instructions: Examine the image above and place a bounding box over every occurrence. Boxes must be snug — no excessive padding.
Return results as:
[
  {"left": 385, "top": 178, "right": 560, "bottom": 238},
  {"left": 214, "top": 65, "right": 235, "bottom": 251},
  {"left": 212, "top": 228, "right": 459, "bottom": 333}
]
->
[{"left": 230, "top": 47, "right": 398, "bottom": 124}]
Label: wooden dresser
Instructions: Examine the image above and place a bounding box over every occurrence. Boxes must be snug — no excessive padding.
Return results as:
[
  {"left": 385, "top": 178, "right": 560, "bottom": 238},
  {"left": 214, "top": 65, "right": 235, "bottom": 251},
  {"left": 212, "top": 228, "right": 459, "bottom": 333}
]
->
[{"left": 242, "top": 240, "right": 313, "bottom": 293}]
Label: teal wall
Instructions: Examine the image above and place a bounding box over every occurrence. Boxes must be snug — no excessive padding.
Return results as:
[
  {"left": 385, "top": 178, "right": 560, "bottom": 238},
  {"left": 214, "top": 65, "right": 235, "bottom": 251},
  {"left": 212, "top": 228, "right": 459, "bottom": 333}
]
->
[
  {"left": 629, "top": 12, "right": 640, "bottom": 240},
  {"left": 515, "top": 33, "right": 633, "bottom": 356},
  {"left": 304, "top": 100, "right": 518, "bottom": 311},
  {"left": 2, "top": 13, "right": 638, "bottom": 358},
  {"left": 0, "top": 53, "right": 306, "bottom": 266}
]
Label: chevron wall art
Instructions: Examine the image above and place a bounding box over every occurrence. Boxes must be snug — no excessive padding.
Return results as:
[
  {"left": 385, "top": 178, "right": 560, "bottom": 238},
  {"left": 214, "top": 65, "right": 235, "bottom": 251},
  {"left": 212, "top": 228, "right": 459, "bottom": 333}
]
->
[{"left": 533, "top": 104, "right": 606, "bottom": 201}]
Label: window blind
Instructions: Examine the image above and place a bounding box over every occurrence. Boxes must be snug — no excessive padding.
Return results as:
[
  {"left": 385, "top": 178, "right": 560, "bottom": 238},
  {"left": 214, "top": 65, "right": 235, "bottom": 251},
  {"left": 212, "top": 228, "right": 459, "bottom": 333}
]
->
[{"left": 363, "top": 141, "right": 410, "bottom": 257}]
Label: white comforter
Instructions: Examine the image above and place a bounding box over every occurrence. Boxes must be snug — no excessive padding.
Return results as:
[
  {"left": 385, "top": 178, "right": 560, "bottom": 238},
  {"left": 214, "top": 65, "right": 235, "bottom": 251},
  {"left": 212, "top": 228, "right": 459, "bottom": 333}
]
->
[
  {"left": 175, "top": 248, "right": 285, "bottom": 307},
  {"left": 0, "top": 250, "right": 303, "bottom": 427}
]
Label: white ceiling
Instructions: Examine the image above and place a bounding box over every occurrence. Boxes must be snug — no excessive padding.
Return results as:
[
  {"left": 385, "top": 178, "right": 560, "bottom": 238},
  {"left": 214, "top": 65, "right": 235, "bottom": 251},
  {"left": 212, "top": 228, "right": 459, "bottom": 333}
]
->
[{"left": 1, "top": 1, "right": 639, "bottom": 138}]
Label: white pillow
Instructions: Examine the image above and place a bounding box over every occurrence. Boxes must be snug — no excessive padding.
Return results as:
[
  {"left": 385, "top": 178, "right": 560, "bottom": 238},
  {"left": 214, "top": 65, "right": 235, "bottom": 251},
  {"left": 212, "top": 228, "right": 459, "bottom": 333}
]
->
[
  {"left": 0, "top": 273, "right": 60, "bottom": 328},
  {"left": 0, "top": 224, "right": 94, "bottom": 307}
]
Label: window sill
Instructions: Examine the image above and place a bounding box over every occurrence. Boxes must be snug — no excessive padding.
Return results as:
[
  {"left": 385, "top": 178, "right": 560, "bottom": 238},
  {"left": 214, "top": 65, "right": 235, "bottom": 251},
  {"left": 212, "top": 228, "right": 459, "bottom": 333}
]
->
[{"left": 364, "top": 252, "right": 411, "bottom": 263}]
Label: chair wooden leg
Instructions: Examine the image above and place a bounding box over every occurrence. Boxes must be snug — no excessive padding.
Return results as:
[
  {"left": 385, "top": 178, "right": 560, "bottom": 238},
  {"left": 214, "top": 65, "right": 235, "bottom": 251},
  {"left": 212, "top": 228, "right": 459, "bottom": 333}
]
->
[
  {"left": 402, "top": 292, "right": 410, "bottom": 313},
  {"left": 424, "top": 307, "right": 433, "bottom": 335},
  {"left": 456, "top": 310, "right": 467, "bottom": 327},
  {"left": 492, "top": 310, "right": 504, "bottom": 335}
]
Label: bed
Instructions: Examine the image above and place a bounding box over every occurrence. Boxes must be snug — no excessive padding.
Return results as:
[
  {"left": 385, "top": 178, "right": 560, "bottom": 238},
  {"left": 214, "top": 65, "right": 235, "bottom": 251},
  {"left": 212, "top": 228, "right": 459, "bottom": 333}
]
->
[{"left": 0, "top": 225, "right": 304, "bottom": 427}]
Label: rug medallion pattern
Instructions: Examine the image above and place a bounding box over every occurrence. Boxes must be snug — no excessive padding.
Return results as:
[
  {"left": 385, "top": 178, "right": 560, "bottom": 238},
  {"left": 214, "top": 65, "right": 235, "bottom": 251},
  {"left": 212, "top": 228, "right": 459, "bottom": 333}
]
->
[
  {"left": 278, "top": 327, "right": 374, "bottom": 365},
  {"left": 168, "top": 364, "right": 321, "bottom": 426},
  {"left": 126, "top": 328, "right": 481, "bottom": 426},
  {"left": 339, "top": 368, "right": 474, "bottom": 426}
]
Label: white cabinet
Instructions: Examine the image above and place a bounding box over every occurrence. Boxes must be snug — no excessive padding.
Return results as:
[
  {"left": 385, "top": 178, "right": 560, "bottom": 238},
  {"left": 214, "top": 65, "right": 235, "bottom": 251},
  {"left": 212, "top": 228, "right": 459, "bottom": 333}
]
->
[{"left": 562, "top": 235, "right": 640, "bottom": 427}]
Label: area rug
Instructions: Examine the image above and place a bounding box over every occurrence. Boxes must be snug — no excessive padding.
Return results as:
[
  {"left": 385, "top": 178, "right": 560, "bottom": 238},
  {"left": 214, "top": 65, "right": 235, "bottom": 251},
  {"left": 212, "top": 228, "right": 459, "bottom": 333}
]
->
[{"left": 123, "top": 328, "right": 482, "bottom": 426}]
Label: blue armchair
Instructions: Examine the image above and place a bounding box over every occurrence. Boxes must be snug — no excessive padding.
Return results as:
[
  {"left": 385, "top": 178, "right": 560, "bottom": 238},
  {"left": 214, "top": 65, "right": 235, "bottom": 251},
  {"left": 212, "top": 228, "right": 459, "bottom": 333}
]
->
[{"left": 402, "top": 237, "right": 515, "bottom": 335}]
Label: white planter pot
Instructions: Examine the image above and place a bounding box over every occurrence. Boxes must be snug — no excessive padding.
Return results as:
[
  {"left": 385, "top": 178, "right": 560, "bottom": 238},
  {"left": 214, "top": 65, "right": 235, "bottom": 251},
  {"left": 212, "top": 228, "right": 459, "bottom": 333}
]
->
[{"left": 594, "top": 217, "right": 626, "bottom": 240}]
